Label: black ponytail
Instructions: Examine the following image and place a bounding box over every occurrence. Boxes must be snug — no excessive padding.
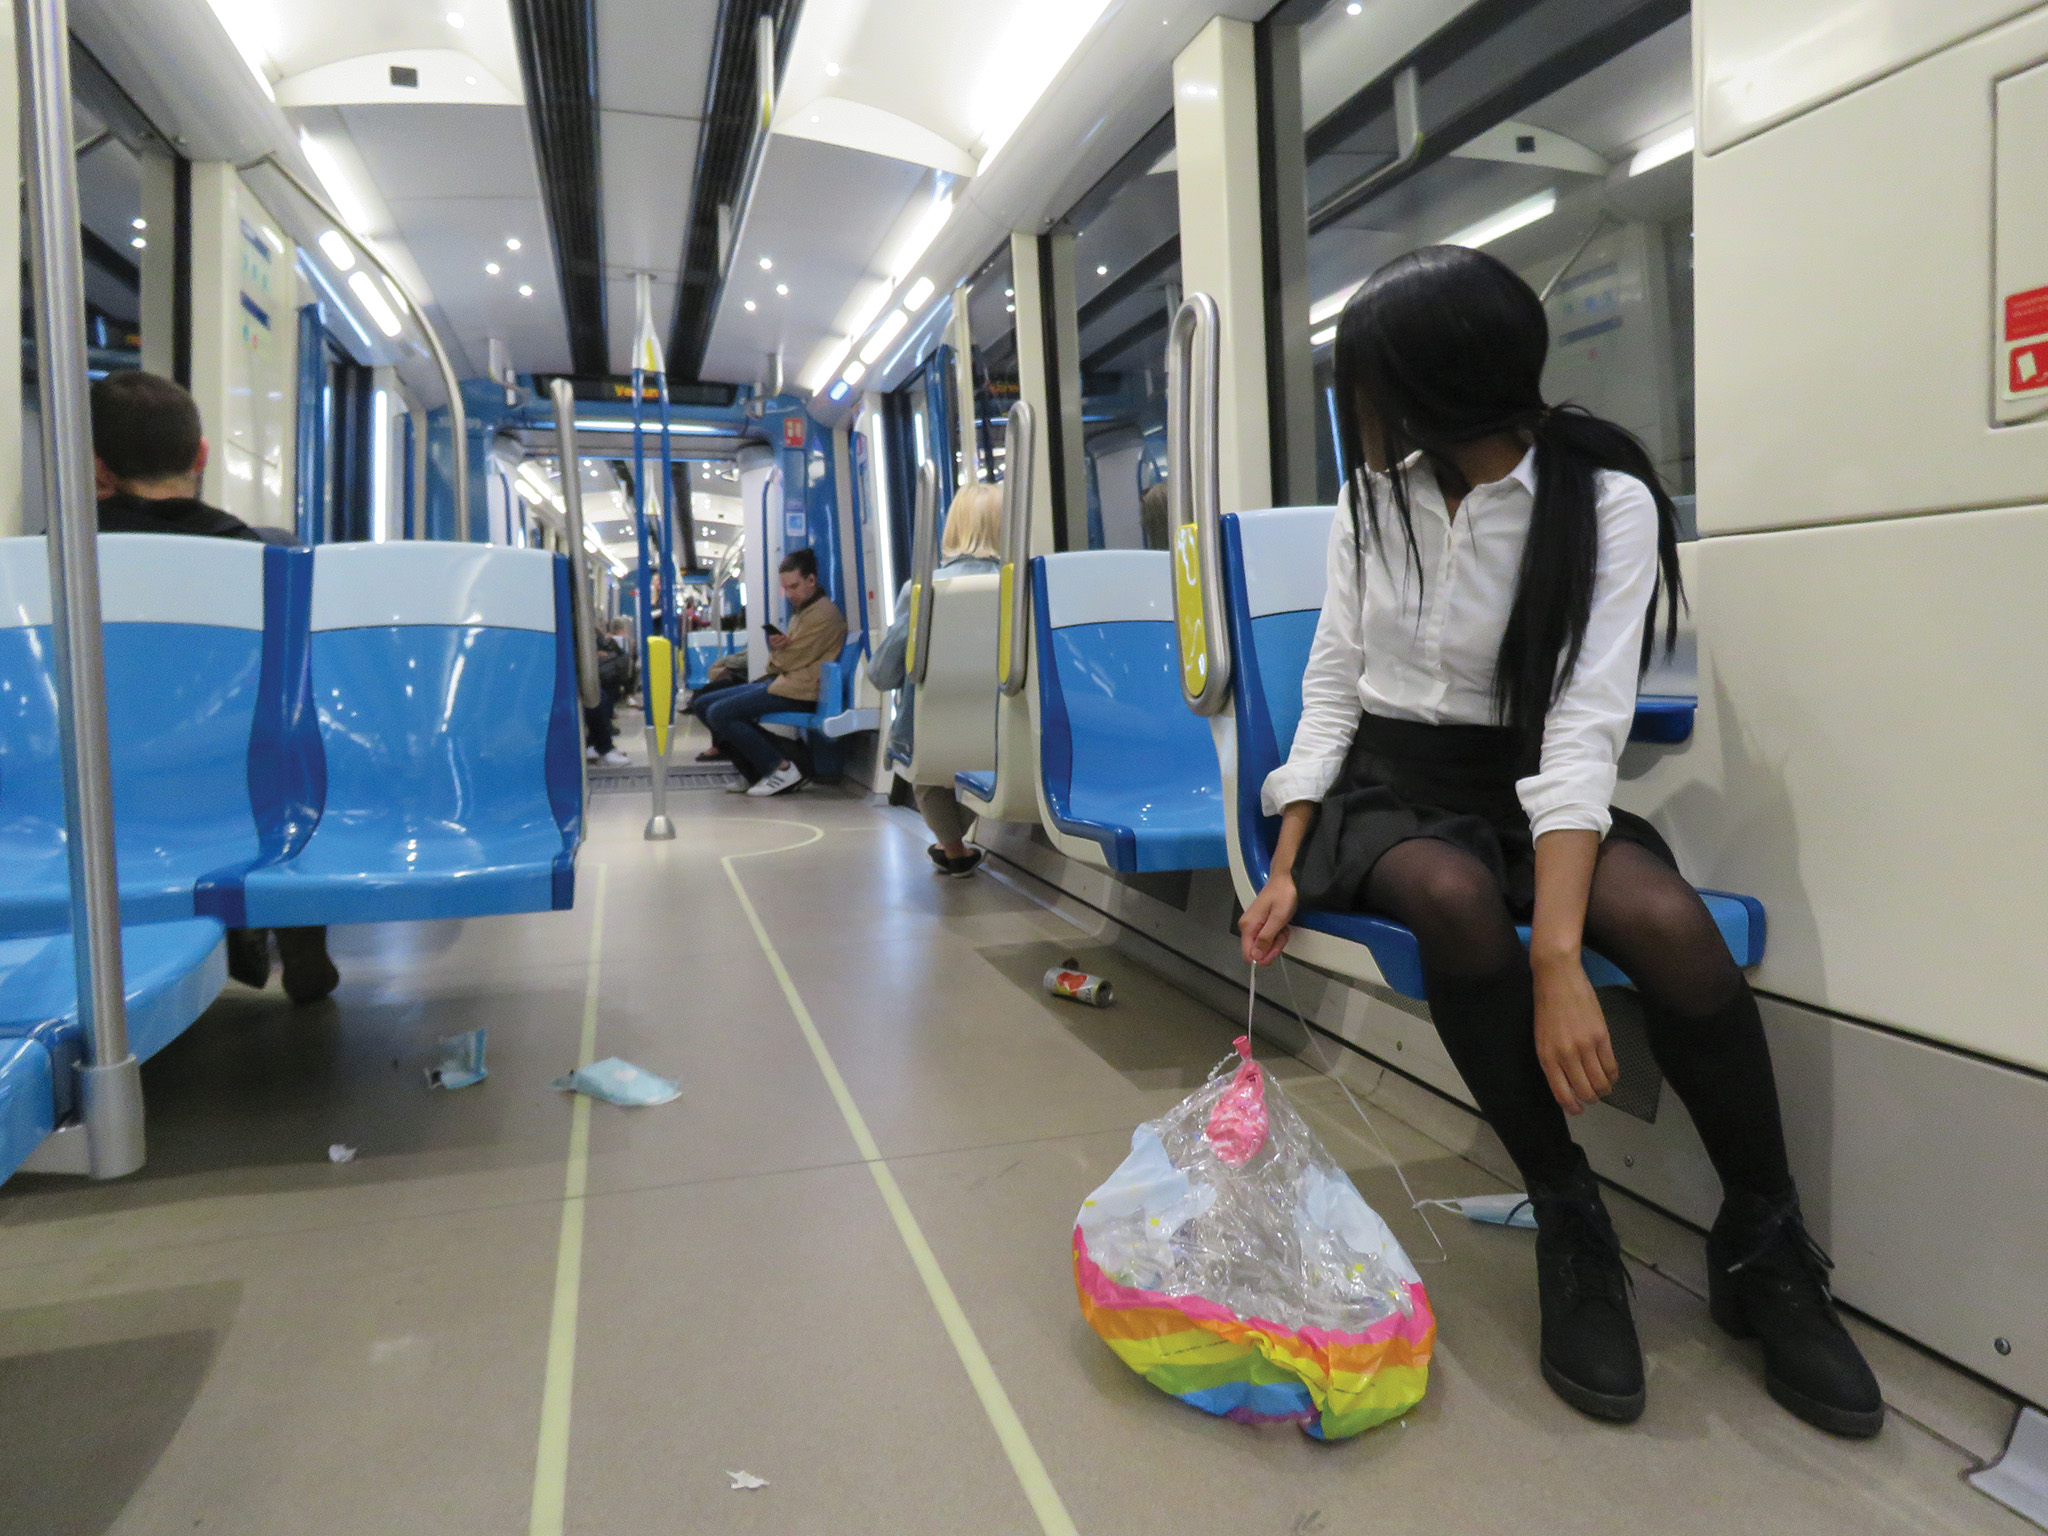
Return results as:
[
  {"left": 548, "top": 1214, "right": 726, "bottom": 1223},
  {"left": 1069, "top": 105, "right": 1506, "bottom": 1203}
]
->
[{"left": 1332, "top": 245, "right": 1684, "bottom": 743}]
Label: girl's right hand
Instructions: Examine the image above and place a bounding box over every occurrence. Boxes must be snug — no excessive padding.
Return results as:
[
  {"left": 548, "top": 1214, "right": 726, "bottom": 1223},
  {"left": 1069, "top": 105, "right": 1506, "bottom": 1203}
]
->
[{"left": 1238, "top": 872, "right": 1299, "bottom": 966}]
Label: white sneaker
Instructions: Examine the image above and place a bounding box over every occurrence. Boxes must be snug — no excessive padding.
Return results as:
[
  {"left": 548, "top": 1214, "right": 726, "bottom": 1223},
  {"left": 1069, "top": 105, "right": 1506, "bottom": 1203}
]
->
[
  {"left": 601, "top": 749, "right": 630, "bottom": 766},
  {"left": 586, "top": 746, "right": 599, "bottom": 761},
  {"left": 725, "top": 778, "right": 754, "bottom": 794},
  {"left": 746, "top": 761, "right": 806, "bottom": 797}
]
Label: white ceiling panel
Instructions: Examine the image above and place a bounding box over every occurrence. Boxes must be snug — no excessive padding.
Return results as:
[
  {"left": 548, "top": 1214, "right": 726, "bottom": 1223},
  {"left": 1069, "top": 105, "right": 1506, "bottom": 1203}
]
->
[
  {"left": 596, "top": 0, "right": 719, "bottom": 118},
  {"left": 388, "top": 196, "right": 573, "bottom": 373},
  {"left": 604, "top": 272, "right": 680, "bottom": 374},
  {"left": 600, "top": 111, "right": 699, "bottom": 277},
  {"left": 700, "top": 133, "right": 925, "bottom": 386},
  {"left": 338, "top": 104, "right": 544, "bottom": 202}
]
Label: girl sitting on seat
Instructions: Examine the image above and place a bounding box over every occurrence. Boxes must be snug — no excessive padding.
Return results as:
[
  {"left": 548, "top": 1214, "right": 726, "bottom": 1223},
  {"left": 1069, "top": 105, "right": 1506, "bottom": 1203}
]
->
[{"left": 1237, "top": 246, "right": 1880, "bottom": 1437}]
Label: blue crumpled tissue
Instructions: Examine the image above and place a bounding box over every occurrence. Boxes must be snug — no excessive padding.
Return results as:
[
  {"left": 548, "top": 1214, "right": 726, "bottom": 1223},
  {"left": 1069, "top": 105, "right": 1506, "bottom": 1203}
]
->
[
  {"left": 427, "top": 1028, "right": 488, "bottom": 1090},
  {"left": 552, "top": 1056, "right": 681, "bottom": 1107}
]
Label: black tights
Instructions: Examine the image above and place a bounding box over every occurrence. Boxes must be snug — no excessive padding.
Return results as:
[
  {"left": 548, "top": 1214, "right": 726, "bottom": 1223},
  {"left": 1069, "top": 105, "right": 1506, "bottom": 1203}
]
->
[{"left": 1365, "top": 836, "right": 1792, "bottom": 1201}]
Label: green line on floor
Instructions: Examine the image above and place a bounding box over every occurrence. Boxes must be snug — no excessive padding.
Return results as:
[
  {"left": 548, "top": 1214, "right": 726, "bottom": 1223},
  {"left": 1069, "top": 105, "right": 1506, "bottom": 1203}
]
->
[
  {"left": 529, "top": 862, "right": 608, "bottom": 1536},
  {"left": 725, "top": 825, "right": 1081, "bottom": 1536}
]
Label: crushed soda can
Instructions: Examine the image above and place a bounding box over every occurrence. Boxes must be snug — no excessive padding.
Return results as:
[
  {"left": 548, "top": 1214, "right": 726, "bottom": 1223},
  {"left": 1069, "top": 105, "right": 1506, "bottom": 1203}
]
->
[{"left": 1044, "top": 958, "right": 1114, "bottom": 1008}]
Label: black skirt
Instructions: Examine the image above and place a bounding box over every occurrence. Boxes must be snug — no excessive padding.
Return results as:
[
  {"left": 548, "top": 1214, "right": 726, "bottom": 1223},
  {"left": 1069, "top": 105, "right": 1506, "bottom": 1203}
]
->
[{"left": 1291, "top": 711, "right": 1675, "bottom": 922}]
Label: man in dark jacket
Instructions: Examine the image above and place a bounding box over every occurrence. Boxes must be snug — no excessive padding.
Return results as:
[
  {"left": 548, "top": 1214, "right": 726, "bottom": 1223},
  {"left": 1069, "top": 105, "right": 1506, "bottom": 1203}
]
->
[{"left": 92, "top": 370, "right": 340, "bottom": 1004}]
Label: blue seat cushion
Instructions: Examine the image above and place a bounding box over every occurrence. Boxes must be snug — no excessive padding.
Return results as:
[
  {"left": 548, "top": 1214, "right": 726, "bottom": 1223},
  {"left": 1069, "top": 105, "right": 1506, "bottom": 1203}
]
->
[
  {"left": 243, "top": 624, "right": 575, "bottom": 926},
  {"left": 0, "top": 917, "right": 226, "bottom": 1118},
  {"left": 0, "top": 623, "right": 265, "bottom": 935},
  {"left": 1630, "top": 695, "right": 1695, "bottom": 744},
  {"left": 0, "top": 1037, "right": 53, "bottom": 1184},
  {"left": 956, "top": 770, "right": 995, "bottom": 801},
  {"left": 1298, "top": 891, "right": 1764, "bottom": 1000},
  {"left": 1031, "top": 577, "right": 1226, "bottom": 874}
]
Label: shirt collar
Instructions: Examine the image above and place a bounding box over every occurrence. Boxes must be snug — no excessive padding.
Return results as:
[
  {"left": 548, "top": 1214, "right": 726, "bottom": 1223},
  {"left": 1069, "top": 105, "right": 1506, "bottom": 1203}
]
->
[{"left": 1505, "top": 446, "right": 1538, "bottom": 497}]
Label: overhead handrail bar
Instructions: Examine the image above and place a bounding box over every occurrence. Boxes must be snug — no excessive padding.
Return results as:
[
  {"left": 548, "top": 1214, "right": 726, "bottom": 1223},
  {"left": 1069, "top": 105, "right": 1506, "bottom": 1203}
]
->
[
  {"left": 997, "top": 400, "right": 1036, "bottom": 697},
  {"left": 905, "top": 459, "right": 941, "bottom": 686},
  {"left": 239, "top": 153, "right": 469, "bottom": 538},
  {"left": 1167, "top": 292, "right": 1230, "bottom": 716},
  {"left": 548, "top": 380, "right": 603, "bottom": 710},
  {"left": 19, "top": 0, "right": 145, "bottom": 1178},
  {"left": 1305, "top": 65, "right": 1423, "bottom": 235}
]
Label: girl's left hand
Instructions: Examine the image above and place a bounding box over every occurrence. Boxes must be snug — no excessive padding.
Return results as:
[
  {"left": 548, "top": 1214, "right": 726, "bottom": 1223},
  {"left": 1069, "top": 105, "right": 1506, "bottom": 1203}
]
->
[{"left": 1531, "top": 958, "right": 1618, "bottom": 1114}]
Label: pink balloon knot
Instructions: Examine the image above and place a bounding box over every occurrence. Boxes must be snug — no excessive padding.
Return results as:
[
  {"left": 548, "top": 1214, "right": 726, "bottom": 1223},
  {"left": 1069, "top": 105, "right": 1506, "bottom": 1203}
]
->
[{"left": 1207, "top": 1036, "right": 1269, "bottom": 1166}]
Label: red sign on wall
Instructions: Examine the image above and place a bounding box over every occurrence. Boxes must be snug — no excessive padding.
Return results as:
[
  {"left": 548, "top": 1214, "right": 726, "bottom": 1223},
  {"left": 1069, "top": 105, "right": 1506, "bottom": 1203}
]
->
[
  {"left": 781, "top": 416, "right": 806, "bottom": 448},
  {"left": 2010, "top": 342, "right": 2048, "bottom": 394},
  {"left": 2004, "top": 285, "right": 2048, "bottom": 343}
]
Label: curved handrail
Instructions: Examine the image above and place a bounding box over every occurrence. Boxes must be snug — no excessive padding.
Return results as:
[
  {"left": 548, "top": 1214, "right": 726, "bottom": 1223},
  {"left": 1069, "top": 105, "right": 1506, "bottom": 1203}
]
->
[
  {"left": 1167, "top": 292, "right": 1230, "bottom": 715},
  {"left": 906, "top": 458, "right": 941, "bottom": 685},
  {"left": 548, "top": 380, "right": 603, "bottom": 709},
  {"left": 1306, "top": 66, "right": 1423, "bottom": 235},
  {"left": 996, "top": 400, "right": 1036, "bottom": 696}
]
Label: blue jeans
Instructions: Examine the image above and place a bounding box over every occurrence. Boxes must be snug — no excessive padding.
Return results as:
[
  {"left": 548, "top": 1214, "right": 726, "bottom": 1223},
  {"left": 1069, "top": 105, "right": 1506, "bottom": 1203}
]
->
[{"left": 701, "top": 680, "right": 802, "bottom": 779}]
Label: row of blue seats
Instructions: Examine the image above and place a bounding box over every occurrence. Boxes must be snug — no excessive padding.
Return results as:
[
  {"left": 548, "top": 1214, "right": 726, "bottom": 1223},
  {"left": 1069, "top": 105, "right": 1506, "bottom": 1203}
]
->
[
  {"left": 949, "top": 505, "right": 1763, "bottom": 1001},
  {"left": 0, "top": 537, "right": 585, "bottom": 1182}
]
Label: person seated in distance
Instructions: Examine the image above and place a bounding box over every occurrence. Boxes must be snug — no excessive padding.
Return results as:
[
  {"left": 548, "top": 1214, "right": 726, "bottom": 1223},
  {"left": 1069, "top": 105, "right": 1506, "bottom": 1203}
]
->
[
  {"left": 1236, "top": 247, "right": 1880, "bottom": 1437},
  {"left": 586, "top": 624, "right": 632, "bottom": 766},
  {"left": 867, "top": 481, "right": 1002, "bottom": 876},
  {"left": 91, "top": 370, "right": 340, "bottom": 1005},
  {"left": 701, "top": 547, "right": 847, "bottom": 798}
]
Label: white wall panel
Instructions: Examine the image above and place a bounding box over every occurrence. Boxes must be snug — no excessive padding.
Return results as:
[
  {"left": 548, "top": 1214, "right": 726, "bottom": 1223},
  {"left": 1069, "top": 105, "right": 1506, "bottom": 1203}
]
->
[
  {"left": 1614, "top": 509, "right": 2048, "bottom": 1073},
  {"left": 1697, "top": 0, "right": 2047, "bottom": 153},
  {"left": 1696, "top": 5, "right": 2048, "bottom": 535}
]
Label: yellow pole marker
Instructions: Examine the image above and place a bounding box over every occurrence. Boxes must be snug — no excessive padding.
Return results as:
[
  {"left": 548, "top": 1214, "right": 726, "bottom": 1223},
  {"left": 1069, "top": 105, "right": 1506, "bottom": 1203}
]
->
[
  {"left": 529, "top": 862, "right": 607, "bottom": 1536},
  {"left": 723, "top": 824, "right": 1079, "bottom": 1536},
  {"left": 645, "top": 635, "right": 674, "bottom": 758}
]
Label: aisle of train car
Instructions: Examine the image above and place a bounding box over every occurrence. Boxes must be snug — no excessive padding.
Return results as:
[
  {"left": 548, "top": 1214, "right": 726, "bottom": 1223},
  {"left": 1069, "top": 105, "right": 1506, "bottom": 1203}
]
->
[{"left": 0, "top": 762, "right": 2023, "bottom": 1534}]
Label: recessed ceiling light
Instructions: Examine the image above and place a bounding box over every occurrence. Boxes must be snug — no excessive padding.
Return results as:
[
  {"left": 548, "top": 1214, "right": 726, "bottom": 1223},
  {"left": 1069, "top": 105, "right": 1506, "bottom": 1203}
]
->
[
  {"left": 810, "top": 114, "right": 820, "bottom": 124},
  {"left": 758, "top": 256, "right": 773, "bottom": 271},
  {"left": 743, "top": 299, "right": 757, "bottom": 312},
  {"left": 465, "top": 75, "right": 478, "bottom": 86},
  {"left": 130, "top": 236, "right": 146, "bottom": 249},
  {"left": 446, "top": 10, "right": 465, "bottom": 26},
  {"left": 1005, "top": 304, "right": 1015, "bottom": 314},
  {"left": 131, "top": 217, "right": 146, "bottom": 230},
  {"left": 518, "top": 284, "right": 534, "bottom": 297},
  {"left": 1096, "top": 265, "right": 1108, "bottom": 276},
  {"left": 824, "top": 61, "right": 840, "bottom": 77},
  {"left": 1346, "top": 1, "right": 1361, "bottom": 12},
  {"left": 1005, "top": 288, "right": 1014, "bottom": 297},
  {"left": 485, "top": 261, "right": 500, "bottom": 275},
  {"left": 775, "top": 283, "right": 788, "bottom": 296},
  {"left": 506, "top": 237, "right": 522, "bottom": 251}
]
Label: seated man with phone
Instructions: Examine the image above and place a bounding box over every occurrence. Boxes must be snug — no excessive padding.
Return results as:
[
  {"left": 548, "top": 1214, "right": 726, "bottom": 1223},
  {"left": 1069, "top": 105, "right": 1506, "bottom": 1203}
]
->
[{"left": 698, "top": 547, "right": 847, "bottom": 797}]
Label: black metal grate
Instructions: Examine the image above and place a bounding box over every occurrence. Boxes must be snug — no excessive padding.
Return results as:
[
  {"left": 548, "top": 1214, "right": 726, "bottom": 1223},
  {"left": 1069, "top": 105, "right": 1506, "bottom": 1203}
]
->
[
  {"left": 509, "top": 0, "right": 608, "bottom": 374},
  {"left": 667, "top": 0, "right": 803, "bottom": 381}
]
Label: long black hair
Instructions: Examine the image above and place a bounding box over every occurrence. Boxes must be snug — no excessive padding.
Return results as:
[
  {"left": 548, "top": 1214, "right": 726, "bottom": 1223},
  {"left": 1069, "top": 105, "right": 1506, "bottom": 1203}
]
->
[{"left": 1331, "top": 244, "right": 1683, "bottom": 741}]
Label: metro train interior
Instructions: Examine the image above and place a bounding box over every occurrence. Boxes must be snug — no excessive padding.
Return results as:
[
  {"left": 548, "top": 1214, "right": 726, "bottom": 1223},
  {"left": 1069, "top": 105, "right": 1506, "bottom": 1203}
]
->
[{"left": 1, "top": 0, "right": 2045, "bottom": 1531}]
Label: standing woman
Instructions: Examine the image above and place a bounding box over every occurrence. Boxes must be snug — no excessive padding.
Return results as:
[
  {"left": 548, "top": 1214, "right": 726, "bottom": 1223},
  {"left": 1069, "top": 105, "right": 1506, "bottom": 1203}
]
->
[{"left": 1238, "top": 247, "right": 1880, "bottom": 1436}]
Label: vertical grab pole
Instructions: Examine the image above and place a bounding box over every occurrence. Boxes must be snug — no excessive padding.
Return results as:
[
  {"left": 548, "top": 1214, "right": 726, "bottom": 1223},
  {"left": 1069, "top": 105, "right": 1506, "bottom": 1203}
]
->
[
  {"left": 996, "top": 401, "right": 1036, "bottom": 696},
  {"left": 19, "top": 0, "right": 144, "bottom": 1177},
  {"left": 632, "top": 273, "right": 675, "bottom": 839},
  {"left": 1168, "top": 293, "right": 1230, "bottom": 716},
  {"left": 549, "top": 380, "right": 602, "bottom": 710}
]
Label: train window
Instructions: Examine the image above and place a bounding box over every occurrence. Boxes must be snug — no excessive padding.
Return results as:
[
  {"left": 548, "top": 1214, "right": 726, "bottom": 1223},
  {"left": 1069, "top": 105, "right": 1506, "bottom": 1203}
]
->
[
  {"left": 1059, "top": 115, "right": 1179, "bottom": 552},
  {"left": 1288, "top": 0, "right": 1695, "bottom": 509},
  {"left": 965, "top": 243, "right": 1017, "bottom": 488}
]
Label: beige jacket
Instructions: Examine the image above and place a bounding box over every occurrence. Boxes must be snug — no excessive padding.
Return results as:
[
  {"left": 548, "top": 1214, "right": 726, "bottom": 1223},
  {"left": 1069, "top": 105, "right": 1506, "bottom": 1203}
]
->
[{"left": 766, "top": 593, "right": 849, "bottom": 701}]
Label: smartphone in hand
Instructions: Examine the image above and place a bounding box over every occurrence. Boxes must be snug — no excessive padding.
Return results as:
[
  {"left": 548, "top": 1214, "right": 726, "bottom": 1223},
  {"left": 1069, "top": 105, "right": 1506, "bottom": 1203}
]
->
[{"left": 762, "top": 622, "right": 785, "bottom": 639}]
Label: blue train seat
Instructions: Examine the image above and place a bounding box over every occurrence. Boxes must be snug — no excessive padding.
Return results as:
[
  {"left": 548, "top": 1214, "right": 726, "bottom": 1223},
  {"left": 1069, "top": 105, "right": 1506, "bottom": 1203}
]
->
[
  {"left": 0, "top": 535, "right": 300, "bottom": 936},
  {"left": 0, "top": 1036, "right": 53, "bottom": 1184},
  {"left": 763, "top": 638, "right": 864, "bottom": 737},
  {"left": 683, "top": 631, "right": 742, "bottom": 689},
  {"left": 242, "top": 545, "right": 583, "bottom": 926},
  {"left": 1218, "top": 506, "right": 1762, "bottom": 1000},
  {"left": 1030, "top": 550, "right": 1226, "bottom": 874},
  {"left": 0, "top": 917, "right": 226, "bottom": 1123}
]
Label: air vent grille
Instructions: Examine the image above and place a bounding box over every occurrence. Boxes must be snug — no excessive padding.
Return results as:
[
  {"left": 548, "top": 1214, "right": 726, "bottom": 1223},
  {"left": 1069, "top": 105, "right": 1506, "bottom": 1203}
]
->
[{"left": 510, "top": 0, "right": 607, "bottom": 374}]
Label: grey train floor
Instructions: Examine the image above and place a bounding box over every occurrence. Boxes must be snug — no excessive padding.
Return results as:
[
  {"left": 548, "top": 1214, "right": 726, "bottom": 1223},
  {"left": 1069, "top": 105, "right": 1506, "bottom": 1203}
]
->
[{"left": 0, "top": 786, "right": 2029, "bottom": 1535}]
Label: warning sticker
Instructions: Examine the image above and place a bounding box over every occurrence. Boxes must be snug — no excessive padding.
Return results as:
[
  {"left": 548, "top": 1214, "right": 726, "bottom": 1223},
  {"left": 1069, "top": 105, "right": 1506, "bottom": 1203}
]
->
[
  {"left": 2010, "top": 342, "right": 2048, "bottom": 394},
  {"left": 2005, "top": 286, "right": 2048, "bottom": 343},
  {"left": 781, "top": 416, "right": 806, "bottom": 448}
]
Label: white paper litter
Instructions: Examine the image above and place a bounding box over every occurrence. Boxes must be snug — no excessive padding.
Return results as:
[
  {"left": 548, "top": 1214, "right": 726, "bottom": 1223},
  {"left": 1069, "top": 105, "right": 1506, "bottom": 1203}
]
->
[
  {"left": 327, "top": 1144, "right": 357, "bottom": 1164},
  {"left": 725, "top": 1471, "right": 768, "bottom": 1491}
]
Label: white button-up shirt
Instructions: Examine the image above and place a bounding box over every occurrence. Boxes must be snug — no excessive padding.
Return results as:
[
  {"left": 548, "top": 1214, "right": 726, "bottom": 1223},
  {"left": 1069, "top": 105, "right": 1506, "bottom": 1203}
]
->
[{"left": 1261, "top": 449, "right": 1660, "bottom": 840}]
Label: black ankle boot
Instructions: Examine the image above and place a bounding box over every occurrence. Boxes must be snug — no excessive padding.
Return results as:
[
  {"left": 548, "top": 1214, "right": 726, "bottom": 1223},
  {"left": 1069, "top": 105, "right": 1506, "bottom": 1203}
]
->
[
  {"left": 1708, "top": 1190, "right": 1883, "bottom": 1438},
  {"left": 1529, "top": 1160, "right": 1645, "bottom": 1422}
]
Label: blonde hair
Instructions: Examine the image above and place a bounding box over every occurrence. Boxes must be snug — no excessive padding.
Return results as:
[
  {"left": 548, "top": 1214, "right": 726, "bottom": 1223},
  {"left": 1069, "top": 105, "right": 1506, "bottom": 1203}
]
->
[{"left": 939, "top": 481, "right": 1003, "bottom": 560}]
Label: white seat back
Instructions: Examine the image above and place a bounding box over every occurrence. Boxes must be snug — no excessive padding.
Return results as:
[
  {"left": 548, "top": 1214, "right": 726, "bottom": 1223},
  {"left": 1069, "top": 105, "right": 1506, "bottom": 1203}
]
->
[{"left": 903, "top": 573, "right": 999, "bottom": 787}]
